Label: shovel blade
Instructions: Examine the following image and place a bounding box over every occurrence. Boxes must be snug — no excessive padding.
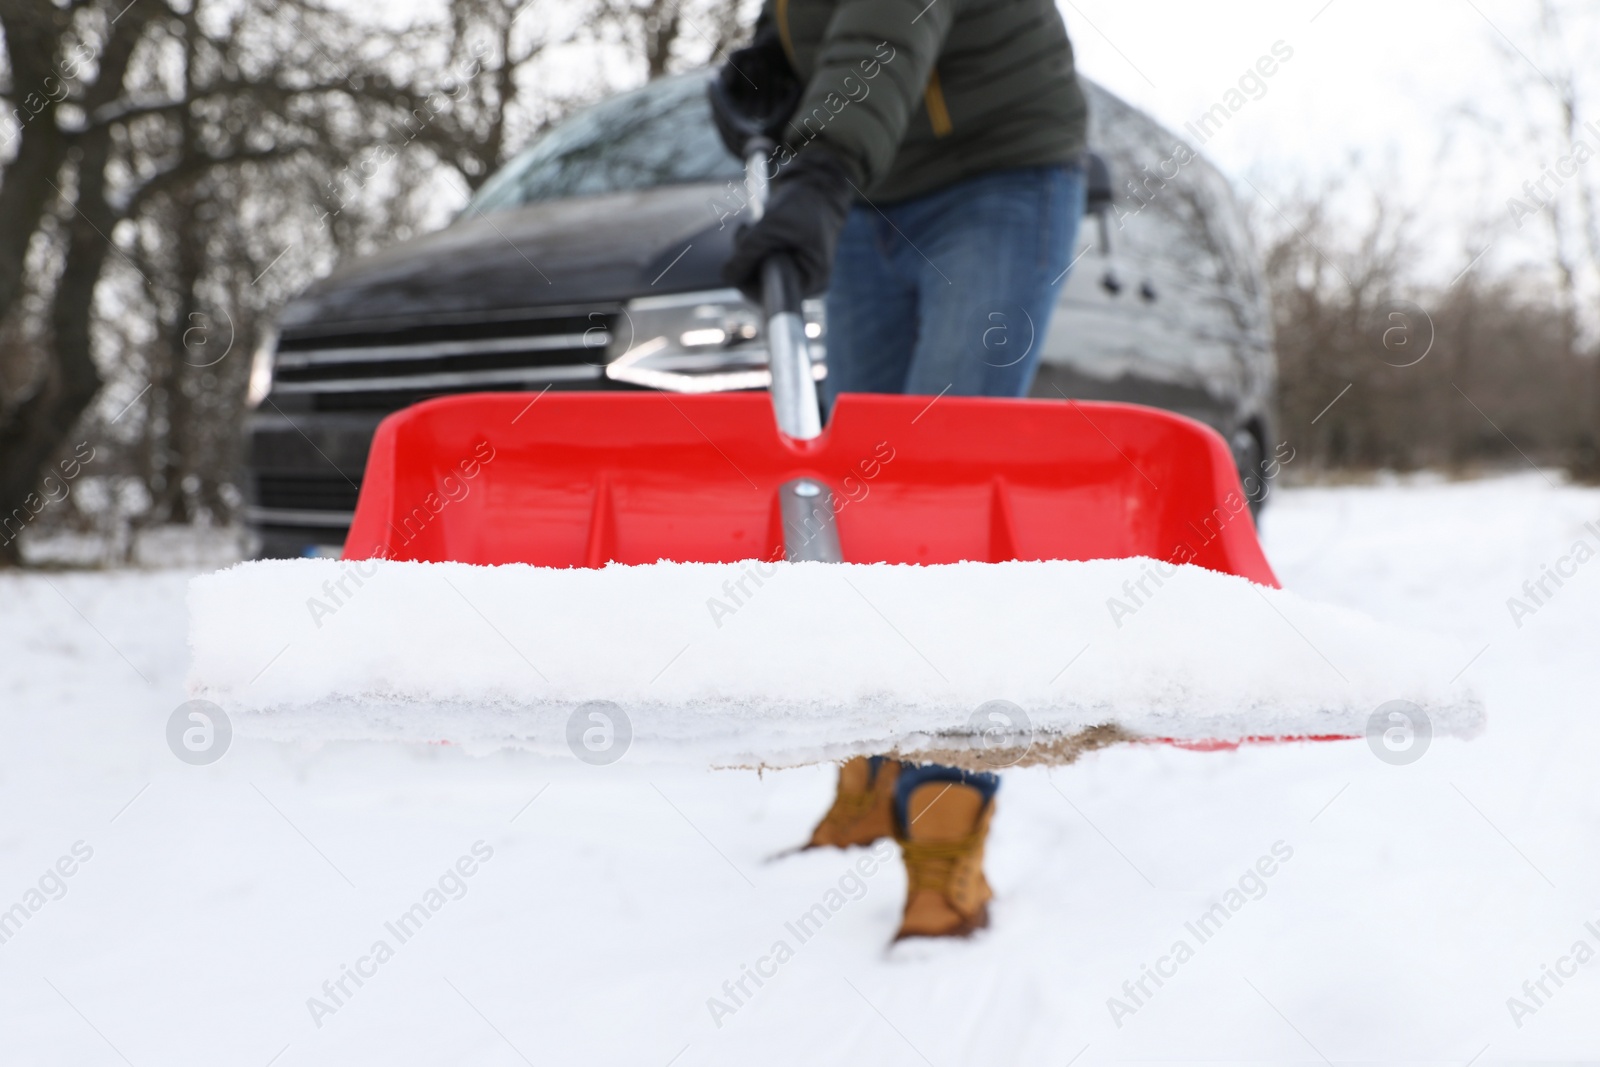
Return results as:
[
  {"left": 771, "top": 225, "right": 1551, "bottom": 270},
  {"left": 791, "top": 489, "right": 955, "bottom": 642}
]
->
[{"left": 343, "top": 391, "right": 1277, "bottom": 587}]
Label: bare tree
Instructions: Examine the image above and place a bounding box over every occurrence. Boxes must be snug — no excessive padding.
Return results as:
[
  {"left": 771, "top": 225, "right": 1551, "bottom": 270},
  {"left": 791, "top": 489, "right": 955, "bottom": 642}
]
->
[
  {"left": 0, "top": 0, "right": 763, "bottom": 562},
  {"left": 1259, "top": 179, "right": 1587, "bottom": 473},
  {"left": 1481, "top": 0, "right": 1600, "bottom": 470},
  {"left": 591, "top": 0, "right": 751, "bottom": 81},
  {"left": 0, "top": 0, "right": 415, "bottom": 561}
]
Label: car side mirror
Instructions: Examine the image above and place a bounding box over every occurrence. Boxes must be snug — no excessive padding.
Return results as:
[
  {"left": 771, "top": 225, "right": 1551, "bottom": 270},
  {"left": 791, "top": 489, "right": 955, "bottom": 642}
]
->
[
  {"left": 1084, "top": 151, "right": 1113, "bottom": 215},
  {"left": 1083, "top": 150, "right": 1114, "bottom": 257}
]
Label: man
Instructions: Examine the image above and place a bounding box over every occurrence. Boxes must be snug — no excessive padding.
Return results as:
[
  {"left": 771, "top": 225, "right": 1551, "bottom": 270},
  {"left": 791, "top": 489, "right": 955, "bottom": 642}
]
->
[{"left": 711, "top": 0, "right": 1088, "bottom": 940}]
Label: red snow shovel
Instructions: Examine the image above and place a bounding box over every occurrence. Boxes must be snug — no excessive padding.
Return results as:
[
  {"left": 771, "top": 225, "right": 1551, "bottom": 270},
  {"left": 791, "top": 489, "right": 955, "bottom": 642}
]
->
[
  {"left": 343, "top": 142, "right": 1278, "bottom": 588},
  {"left": 169, "top": 136, "right": 1481, "bottom": 776},
  {"left": 334, "top": 142, "right": 1317, "bottom": 758},
  {"left": 192, "top": 148, "right": 1481, "bottom": 765},
  {"left": 343, "top": 389, "right": 1274, "bottom": 583}
]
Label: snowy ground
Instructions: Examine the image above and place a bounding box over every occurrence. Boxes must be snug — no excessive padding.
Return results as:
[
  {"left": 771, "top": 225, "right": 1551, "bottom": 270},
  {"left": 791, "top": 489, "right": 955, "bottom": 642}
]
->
[{"left": 1, "top": 472, "right": 1597, "bottom": 1066}]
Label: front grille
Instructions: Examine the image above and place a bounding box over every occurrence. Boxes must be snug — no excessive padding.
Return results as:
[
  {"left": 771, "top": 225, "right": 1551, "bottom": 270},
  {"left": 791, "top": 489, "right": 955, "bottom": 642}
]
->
[
  {"left": 273, "top": 308, "right": 619, "bottom": 413},
  {"left": 255, "top": 472, "right": 361, "bottom": 513},
  {"left": 251, "top": 306, "right": 628, "bottom": 552},
  {"left": 306, "top": 374, "right": 641, "bottom": 413}
]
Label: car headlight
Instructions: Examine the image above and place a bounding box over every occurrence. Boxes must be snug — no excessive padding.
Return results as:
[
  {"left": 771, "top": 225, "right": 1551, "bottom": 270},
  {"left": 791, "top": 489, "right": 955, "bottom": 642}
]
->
[
  {"left": 607, "top": 288, "right": 825, "bottom": 393},
  {"left": 247, "top": 327, "right": 277, "bottom": 409}
]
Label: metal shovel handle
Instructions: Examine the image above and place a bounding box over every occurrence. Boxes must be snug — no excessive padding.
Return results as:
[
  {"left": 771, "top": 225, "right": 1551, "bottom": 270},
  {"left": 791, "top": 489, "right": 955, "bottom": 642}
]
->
[
  {"left": 744, "top": 138, "right": 840, "bottom": 561},
  {"left": 745, "top": 138, "right": 824, "bottom": 441}
]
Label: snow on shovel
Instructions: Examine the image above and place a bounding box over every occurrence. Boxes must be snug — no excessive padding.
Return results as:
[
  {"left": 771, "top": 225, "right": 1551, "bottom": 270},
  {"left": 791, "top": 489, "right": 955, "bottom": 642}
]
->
[{"left": 193, "top": 139, "right": 1482, "bottom": 765}]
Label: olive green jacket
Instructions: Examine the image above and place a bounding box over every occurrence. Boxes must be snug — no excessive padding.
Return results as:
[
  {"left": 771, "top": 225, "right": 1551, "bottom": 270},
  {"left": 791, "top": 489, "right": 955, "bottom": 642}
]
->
[{"left": 761, "top": 0, "right": 1088, "bottom": 203}]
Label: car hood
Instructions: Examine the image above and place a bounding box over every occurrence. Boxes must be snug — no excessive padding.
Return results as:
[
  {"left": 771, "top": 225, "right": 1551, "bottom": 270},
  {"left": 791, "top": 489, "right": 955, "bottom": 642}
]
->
[{"left": 280, "top": 184, "right": 734, "bottom": 333}]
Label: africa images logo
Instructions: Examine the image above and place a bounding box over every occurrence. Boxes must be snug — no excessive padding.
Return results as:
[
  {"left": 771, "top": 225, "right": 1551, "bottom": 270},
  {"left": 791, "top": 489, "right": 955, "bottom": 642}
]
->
[
  {"left": 166, "top": 699, "right": 232, "bottom": 766},
  {"left": 1365, "top": 699, "right": 1431, "bottom": 766}
]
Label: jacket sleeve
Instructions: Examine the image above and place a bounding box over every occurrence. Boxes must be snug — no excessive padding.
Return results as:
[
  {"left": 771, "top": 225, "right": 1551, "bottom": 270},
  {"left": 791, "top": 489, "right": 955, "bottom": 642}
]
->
[{"left": 783, "top": 0, "right": 958, "bottom": 189}]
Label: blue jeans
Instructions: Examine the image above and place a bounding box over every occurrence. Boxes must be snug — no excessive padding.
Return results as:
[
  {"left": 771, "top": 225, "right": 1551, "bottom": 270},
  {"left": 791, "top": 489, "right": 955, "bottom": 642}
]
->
[
  {"left": 823, "top": 161, "right": 1085, "bottom": 406},
  {"left": 832, "top": 165, "right": 1086, "bottom": 811},
  {"left": 890, "top": 761, "right": 1000, "bottom": 830}
]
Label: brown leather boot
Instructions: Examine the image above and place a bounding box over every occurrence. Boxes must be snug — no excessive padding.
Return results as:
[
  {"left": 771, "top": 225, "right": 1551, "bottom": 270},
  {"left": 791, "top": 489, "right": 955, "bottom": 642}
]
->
[
  {"left": 804, "top": 757, "right": 900, "bottom": 849},
  {"left": 894, "top": 781, "right": 994, "bottom": 940}
]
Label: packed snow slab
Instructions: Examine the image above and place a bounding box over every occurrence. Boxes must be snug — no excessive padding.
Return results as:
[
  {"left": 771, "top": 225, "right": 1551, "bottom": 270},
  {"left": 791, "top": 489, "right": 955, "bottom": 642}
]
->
[{"left": 187, "top": 557, "right": 1483, "bottom": 765}]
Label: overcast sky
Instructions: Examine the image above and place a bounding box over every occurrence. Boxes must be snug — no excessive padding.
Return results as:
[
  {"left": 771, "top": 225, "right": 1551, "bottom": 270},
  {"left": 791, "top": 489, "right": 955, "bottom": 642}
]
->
[
  {"left": 1065, "top": 0, "right": 1507, "bottom": 183},
  {"left": 1061, "top": 0, "right": 1599, "bottom": 276}
]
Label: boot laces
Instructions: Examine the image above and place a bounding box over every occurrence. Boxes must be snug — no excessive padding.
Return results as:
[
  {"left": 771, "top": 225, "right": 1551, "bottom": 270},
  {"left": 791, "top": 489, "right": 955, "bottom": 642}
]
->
[{"left": 901, "top": 835, "right": 979, "bottom": 896}]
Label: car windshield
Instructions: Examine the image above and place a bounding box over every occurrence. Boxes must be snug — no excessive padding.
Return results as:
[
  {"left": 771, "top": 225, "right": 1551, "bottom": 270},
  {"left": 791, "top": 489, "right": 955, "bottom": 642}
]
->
[{"left": 466, "top": 73, "right": 742, "bottom": 213}]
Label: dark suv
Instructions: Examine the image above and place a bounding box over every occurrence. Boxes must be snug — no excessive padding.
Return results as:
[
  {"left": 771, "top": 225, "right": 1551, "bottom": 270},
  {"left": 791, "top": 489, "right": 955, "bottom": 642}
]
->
[{"left": 245, "top": 73, "right": 1276, "bottom": 557}]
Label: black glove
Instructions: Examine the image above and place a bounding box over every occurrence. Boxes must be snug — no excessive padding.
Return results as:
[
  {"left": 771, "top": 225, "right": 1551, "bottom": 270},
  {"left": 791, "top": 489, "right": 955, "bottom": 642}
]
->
[
  {"left": 724, "top": 147, "right": 855, "bottom": 301},
  {"left": 708, "top": 30, "right": 802, "bottom": 156}
]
